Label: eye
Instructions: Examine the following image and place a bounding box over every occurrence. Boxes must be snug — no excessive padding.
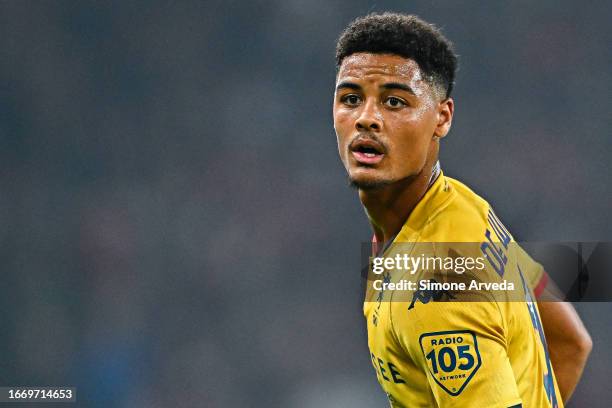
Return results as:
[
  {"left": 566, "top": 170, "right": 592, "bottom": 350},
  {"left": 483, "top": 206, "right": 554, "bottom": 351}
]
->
[
  {"left": 384, "top": 96, "right": 407, "bottom": 108},
  {"left": 340, "top": 94, "right": 361, "bottom": 106}
]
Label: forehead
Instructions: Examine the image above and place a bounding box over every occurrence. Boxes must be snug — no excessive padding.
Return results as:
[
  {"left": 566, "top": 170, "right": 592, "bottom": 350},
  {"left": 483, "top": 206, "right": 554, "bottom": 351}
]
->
[{"left": 337, "top": 53, "right": 425, "bottom": 83}]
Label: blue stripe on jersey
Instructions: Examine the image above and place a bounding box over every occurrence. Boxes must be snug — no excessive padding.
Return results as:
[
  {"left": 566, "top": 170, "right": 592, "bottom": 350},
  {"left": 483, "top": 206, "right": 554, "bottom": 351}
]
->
[{"left": 518, "top": 265, "right": 559, "bottom": 408}]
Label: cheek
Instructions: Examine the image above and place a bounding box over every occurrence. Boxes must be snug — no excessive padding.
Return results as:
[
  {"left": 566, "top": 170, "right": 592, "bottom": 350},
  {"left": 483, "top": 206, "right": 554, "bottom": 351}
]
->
[
  {"left": 333, "top": 111, "right": 353, "bottom": 143},
  {"left": 398, "top": 110, "right": 437, "bottom": 143},
  {"left": 388, "top": 119, "right": 434, "bottom": 166},
  {"left": 333, "top": 112, "right": 351, "bottom": 162}
]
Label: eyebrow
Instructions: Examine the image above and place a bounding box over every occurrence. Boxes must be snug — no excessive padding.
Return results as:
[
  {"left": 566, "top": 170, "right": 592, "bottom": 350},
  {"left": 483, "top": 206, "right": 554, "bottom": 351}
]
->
[
  {"left": 335, "top": 81, "right": 361, "bottom": 92},
  {"left": 381, "top": 82, "right": 416, "bottom": 95},
  {"left": 335, "top": 81, "right": 416, "bottom": 95}
]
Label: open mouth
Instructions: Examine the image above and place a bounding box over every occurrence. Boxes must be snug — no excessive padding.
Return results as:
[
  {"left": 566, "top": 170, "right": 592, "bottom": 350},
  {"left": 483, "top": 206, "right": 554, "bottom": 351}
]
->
[{"left": 350, "top": 139, "right": 385, "bottom": 165}]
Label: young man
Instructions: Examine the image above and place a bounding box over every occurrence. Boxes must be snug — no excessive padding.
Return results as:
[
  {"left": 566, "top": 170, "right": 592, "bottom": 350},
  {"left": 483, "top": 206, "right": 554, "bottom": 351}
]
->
[{"left": 332, "top": 13, "right": 591, "bottom": 407}]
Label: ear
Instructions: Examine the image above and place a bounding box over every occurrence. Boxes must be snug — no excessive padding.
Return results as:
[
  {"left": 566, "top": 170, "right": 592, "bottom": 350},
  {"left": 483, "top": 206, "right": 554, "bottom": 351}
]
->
[{"left": 434, "top": 98, "right": 454, "bottom": 139}]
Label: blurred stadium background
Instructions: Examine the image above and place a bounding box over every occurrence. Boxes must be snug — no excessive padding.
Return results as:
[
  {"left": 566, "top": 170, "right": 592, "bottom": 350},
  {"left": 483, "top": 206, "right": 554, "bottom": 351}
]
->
[{"left": 0, "top": 1, "right": 610, "bottom": 406}]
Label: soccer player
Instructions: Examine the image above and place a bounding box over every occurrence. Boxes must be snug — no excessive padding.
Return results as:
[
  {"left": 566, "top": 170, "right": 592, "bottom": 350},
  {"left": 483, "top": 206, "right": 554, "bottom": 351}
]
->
[{"left": 332, "top": 13, "right": 591, "bottom": 407}]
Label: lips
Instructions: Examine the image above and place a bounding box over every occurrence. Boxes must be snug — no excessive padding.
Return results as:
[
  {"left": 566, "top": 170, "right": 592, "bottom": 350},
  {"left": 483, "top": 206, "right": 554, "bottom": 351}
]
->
[{"left": 349, "top": 138, "right": 386, "bottom": 165}]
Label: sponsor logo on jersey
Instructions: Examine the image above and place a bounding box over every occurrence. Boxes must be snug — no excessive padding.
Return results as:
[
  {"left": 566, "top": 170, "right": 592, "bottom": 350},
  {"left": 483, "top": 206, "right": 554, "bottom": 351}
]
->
[
  {"left": 419, "top": 330, "right": 481, "bottom": 396},
  {"left": 408, "top": 278, "right": 456, "bottom": 311}
]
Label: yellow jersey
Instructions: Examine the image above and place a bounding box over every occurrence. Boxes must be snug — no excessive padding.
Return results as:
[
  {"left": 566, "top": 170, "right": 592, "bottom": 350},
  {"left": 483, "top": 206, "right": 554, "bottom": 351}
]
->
[{"left": 364, "top": 171, "right": 562, "bottom": 408}]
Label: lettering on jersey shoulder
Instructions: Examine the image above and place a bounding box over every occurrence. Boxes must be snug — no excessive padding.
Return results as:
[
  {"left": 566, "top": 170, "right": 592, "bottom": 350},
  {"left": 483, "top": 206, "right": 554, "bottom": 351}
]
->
[
  {"left": 419, "top": 330, "right": 481, "bottom": 396},
  {"left": 480, "top": 210, "right": 512, "bottom": 277}
]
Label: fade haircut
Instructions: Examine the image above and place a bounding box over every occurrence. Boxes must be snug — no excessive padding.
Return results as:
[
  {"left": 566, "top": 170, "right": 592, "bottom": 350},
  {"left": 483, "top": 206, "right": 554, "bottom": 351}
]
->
[{"left": 336, "top": 13, "right": 458, "bottom": 99}]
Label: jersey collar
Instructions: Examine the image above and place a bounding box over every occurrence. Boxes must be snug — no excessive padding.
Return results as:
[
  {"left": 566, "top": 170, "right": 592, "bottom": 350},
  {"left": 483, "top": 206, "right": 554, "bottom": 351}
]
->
[
  {"left": 394, "top": 165, "right": 454, "bottom": 242},
  {"left": 372, "top": 162, "right": 453, "bottom": 250}
]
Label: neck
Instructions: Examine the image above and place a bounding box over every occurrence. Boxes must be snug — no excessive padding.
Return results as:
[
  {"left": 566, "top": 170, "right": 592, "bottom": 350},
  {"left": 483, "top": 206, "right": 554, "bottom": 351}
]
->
[{"left": 360, "top": 161, "right": 440, "bottom": 245}]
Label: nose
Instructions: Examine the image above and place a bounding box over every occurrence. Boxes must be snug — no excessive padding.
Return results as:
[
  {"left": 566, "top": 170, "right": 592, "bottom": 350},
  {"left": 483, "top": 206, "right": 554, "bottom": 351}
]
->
[{"left": 355, "top": 100, "right": 382, "bottom": 132}]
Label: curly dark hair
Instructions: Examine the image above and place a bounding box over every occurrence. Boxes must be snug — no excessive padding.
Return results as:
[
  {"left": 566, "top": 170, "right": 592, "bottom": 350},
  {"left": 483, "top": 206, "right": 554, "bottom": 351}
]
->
[{"left": 336, "top": 13, "right": 458, "bottom": 98}]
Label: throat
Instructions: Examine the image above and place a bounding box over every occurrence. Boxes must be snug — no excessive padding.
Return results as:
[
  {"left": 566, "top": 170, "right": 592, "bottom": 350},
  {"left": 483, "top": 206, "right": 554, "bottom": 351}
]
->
[{"left": 362, "top": 161, "right": 441, "bottom": 245}]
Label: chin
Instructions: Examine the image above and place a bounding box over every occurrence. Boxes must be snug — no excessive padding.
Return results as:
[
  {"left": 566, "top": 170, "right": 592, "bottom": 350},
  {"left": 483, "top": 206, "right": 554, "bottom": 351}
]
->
[
  {"left": 348, "top": 167, "right": 421, "bottom": 190},
  {"left": 348, "top": 174, "right": 394, "bottom": 190}
]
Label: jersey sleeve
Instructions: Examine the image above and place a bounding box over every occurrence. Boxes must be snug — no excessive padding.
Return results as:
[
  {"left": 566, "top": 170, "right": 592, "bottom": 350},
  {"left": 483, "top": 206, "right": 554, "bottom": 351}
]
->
[
  {"left": 515, "top": 244, "right": 547, "bottom": 297},
  {"left": 392, "top": 298, "right": 522, "bottom": 407}
]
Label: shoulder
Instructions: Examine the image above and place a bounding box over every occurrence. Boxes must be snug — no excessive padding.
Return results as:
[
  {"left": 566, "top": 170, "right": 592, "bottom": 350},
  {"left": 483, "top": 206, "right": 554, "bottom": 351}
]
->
[{"left": 420, "top": 176, "right": 511, "bottom": 243}]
